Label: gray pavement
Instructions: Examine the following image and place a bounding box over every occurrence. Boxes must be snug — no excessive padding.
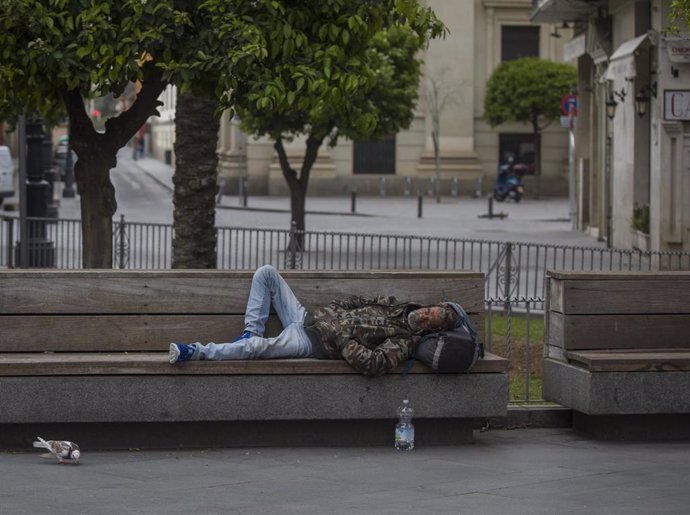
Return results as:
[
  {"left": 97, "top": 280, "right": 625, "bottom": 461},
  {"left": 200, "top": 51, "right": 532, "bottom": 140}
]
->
[
  {"left": 2, "top": 427, "right": 689, "bottom": 514},
  {"left": 52, "top": 152, "right": 606, "bottom": 248}
]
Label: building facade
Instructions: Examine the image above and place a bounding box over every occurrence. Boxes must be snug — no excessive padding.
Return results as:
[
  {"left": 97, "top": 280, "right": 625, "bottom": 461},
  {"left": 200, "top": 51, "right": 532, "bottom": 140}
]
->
[
  {"left": 531, "top": 0, "right": 690, "bottom": 253},
  {"left": 149, "top": 0, "right": 572, "bottom": 197}
]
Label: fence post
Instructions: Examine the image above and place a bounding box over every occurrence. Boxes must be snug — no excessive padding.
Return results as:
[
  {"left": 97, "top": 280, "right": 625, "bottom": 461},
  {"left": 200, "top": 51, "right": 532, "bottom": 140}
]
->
[
  {"left": 525, "top": 300, "right": 531, "bottom": 402},
  {"left": 503, "top": 242, "right": 513, "bottom": 304},
  {"left": 288, "top": 220, "right": 297, "bottom": 270},
  {"left": 118, "top": 214, "right": 126, "bottom": 269}
]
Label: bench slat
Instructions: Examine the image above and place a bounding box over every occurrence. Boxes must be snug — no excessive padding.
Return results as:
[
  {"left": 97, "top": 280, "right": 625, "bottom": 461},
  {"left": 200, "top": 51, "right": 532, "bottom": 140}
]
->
[
  {"left": 548, "top": 275, "right": 690, "bottom": 314},
  {"left": 548, "top": 312, "right": 690, "bottom": 350},
  {"left": 0, "top": 272, "right": 484, "bottom": 314},
  {"left": 547, "top": 271, "right": 690, "bottom": 280},
  {"left": 0, "top": 313, "right": 485, "bottom": 352},
  {"left": 566, "top": 349, "right": 690, "bottom": 372},
  {"left": 0, "top": 315, "right": 268, "bottom": 352},
  {"left": 0, "top": 352, "right": 508, "bottom": 375}
]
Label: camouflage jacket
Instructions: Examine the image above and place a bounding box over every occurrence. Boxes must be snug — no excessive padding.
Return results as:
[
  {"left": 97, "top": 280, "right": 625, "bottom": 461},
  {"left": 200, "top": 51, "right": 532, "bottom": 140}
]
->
[{"left": 304, "top": 295, "right": 424, "bottom": 377}]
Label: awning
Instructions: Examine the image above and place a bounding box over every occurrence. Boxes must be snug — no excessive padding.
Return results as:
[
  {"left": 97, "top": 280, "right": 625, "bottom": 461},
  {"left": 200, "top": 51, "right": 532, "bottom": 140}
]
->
[
  {"left": 605, "top": 34, "right": 650, "bottom": 81},
  {"left": 529, "top": 0, "right": 597, "bottom": 23}
]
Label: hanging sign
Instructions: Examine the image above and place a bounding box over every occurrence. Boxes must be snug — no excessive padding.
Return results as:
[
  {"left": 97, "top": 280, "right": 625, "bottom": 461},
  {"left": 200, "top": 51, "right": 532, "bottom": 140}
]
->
[
  {"left": 664, "top": 90, "right": 690, "bottom": 120},
  {"left": 666, "top": 38, "right": 690, "bottom": 63}
]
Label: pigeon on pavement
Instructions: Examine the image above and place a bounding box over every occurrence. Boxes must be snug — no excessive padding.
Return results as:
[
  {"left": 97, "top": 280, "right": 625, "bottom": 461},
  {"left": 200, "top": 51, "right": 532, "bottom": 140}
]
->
[{"left": 33, "top": 437, "right": 81, "bottom": 464}]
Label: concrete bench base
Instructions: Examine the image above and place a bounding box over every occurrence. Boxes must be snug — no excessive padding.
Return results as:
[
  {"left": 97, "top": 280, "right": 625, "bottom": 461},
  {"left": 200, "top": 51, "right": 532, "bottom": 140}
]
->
[
  {"left": 0, "top": 373, "right": 507, "bottom": 447},
  {"left": 543, "top": 359, "right": 690, "bottom": 415}
]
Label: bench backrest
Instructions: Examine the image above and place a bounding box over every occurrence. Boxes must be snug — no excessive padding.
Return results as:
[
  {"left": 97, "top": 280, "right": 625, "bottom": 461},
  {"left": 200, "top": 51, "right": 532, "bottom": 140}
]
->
[
  {"left": 0, "top": 270, "right": 484, "bottom": 352},
  {"left": 546, "top": 271, "right": 690, "bottom": 355}
]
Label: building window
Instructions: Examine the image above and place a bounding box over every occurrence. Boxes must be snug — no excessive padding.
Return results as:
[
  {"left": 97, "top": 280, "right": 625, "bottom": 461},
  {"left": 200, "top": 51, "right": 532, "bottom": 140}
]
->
[
  {"left": 501, "top": 26, "right": 540, "bottom": 61},
  {"left": 498, "top": 133, "right": 538, "bottom": 174},
  {"left": 353, "top": 134, "right": 396, "bottom": 174}
]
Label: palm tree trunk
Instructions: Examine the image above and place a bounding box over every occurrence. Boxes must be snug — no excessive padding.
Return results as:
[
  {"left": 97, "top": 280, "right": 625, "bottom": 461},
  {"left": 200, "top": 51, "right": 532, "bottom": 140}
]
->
[{"left": 172, "top": 93, "right": 220, "bottom": 269}]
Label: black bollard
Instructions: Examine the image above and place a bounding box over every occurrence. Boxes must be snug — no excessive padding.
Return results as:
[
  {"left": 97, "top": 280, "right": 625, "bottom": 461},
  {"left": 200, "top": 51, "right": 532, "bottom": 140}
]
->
[
  {"left": 350, "top": 190, "right": 356, "bottom": 214},
  {"left": 417, "top": 195, "right": 423, "bottom": 218},
  {"left": 488, "top": 195, "right": 493, "bottom": 218}
]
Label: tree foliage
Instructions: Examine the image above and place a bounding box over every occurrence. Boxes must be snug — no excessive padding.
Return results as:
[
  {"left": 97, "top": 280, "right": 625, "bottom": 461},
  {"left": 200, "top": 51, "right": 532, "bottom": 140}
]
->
[
  {"left": 484, "top": 57, "right": 577, "bottom": 130},
  {"left": 229, "top": 0, "right": 445, "bottom": 238},
  {"left": 0, "top": 0, "right": 263, "bottom": 122},
  {"left": 232, "top": 1, "right": 444, "bottom": 142},
  {"left": 0, "top": 0, "right": 268, "bottom": 267},
  {"left": 669, "top": 0, "right": 690, "bottom": 32}
]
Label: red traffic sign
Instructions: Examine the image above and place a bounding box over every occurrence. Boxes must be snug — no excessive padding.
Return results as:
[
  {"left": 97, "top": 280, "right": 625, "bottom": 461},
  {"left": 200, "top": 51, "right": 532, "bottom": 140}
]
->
[{"left": 561, "top": 94, "right": 577, "bottom": 116}]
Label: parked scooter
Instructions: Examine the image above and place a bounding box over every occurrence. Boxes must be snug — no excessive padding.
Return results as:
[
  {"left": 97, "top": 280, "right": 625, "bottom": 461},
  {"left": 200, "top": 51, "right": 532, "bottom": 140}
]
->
[{"left": 493, "top": 156, "right": 525, "bottom": 202}]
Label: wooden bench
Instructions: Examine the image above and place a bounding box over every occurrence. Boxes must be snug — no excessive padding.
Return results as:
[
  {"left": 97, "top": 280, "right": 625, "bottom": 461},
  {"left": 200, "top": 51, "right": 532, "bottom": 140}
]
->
[
  {"left": 0, "top": 270, "right": 508, "bottom": 449},
  {"left": 544, "top": 271, "right": 690, "bottom": 439}
]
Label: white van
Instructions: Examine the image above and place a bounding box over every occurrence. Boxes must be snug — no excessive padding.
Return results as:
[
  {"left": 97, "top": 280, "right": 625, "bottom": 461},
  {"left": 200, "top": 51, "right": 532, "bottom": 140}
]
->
[{"left": 0, "top": 146, "right": 15, "bottom": 206}]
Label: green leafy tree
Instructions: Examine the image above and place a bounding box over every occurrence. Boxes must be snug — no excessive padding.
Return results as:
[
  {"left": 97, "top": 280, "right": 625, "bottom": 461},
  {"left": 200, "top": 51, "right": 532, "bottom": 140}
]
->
[
  {"left": 484, "top": 57, "right": 576, "bottom": 198},
  {"left": 0, "top": 1, "right": 263, "bottom": 267},
  {"left": 228, "top": 1, "right": 445, "bottom": 245},
  {"left": 670, "top": 0, "right": 690, "bottom": 30}
]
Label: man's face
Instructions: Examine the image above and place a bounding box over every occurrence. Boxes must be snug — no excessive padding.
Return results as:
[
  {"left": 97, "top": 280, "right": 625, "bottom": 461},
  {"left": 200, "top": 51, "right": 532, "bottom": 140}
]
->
[{"left": 407, "top": 304, "right": 458, "bottom": 333}]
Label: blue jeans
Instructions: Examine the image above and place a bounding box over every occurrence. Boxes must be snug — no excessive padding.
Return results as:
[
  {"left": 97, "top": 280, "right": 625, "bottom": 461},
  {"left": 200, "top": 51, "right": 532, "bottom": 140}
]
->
[{"left": 193, "top": 265, "right": 314, "bottom": 360}]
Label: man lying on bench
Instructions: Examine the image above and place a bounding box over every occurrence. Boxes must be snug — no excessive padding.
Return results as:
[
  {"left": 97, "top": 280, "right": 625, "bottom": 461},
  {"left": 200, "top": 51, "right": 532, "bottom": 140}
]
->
[{"left": 170, "top": 265, "right": 474, "bottom": 376}]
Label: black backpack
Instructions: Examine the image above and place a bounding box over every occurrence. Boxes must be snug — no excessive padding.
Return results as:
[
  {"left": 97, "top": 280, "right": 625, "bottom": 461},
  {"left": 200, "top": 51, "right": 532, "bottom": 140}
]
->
[{"left": 411, "top": 306, "right": 484, "bottom": 373}]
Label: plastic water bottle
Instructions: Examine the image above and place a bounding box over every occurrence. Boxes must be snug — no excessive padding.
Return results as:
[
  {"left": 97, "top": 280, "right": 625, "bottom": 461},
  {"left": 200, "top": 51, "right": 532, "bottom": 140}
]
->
[{"left": 394, "top": 399, "right": 415, "bottom": 451}]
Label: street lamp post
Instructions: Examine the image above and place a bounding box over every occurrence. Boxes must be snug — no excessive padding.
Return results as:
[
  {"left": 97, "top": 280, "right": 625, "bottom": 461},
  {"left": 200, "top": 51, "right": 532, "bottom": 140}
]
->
[{"left": 16, "top": 118, "right": 55, "bottom": 267}]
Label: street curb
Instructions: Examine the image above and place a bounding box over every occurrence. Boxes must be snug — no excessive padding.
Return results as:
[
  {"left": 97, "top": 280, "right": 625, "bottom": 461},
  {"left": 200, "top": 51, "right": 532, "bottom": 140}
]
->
[
  {"left": 216, "top": 203, "right": 376, "bottom": 217},
  {"left": 479, "top": 405, "right": 572, "bottom": 430},
  {"left": 129, "top": 158, "right": 374, "bottom": 218}
]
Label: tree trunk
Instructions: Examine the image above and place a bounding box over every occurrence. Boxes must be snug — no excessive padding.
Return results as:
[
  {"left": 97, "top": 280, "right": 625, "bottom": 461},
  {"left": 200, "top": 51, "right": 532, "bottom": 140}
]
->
[
  {"left": 172, "top": 93, "right": 220, "bottom": 269},
  {"left": 275, "top": 135, "right": 323, "bottom": 250},
  {"left": 75, "top": 149, "right": 118, "bottom": 268},
  {"left": 61, "top": 65, "right": 165, "bottom": 268}
]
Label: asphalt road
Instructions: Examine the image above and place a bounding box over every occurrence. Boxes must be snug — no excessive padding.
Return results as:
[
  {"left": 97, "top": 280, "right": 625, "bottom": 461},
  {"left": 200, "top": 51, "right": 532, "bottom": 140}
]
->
[{"left": 55, "top": 149, "right": 605, "bottom": 250}]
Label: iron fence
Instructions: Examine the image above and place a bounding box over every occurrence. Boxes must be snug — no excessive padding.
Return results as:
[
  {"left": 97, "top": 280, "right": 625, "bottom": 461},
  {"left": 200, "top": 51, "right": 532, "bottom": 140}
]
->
[{"left": 3, "top": 215, "right": 688, "bottom": 303}]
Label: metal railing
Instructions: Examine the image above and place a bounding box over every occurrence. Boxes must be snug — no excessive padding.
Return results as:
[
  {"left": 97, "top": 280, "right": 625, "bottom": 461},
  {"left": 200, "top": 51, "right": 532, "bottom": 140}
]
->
[{"left": 3, "top": 215, "right": 690, "bottom": 301}]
